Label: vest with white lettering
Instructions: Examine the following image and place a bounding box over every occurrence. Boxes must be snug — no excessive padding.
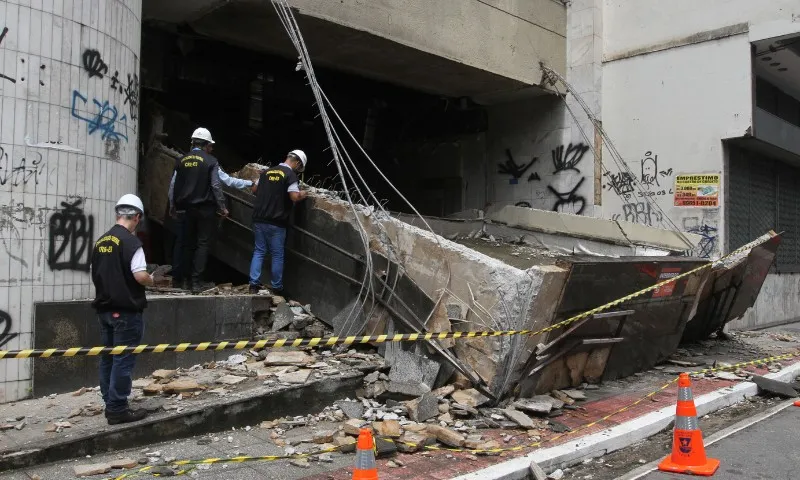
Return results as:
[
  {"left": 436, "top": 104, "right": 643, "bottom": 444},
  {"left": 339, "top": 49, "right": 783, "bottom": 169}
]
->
[
  {"left": 173, "top": 149, "right": 220, "bottom": 209},
  {"left": 252, "top": 164, "right": 298, "bottom": 227},
  {"left": 91, "top": 224, "right": 147, "bottom": 312}
]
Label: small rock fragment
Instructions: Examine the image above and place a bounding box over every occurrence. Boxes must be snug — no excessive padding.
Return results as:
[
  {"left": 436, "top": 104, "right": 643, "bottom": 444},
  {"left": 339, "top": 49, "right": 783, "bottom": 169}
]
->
[
  {"left": 450, "top": 389, "right": 490, "bottom": 408},
  {"left": 110, "top": 458, "right": 139, "bottom": 469},
  {"left": 74, "top": 463, "right": 112, "bottom": 477}
]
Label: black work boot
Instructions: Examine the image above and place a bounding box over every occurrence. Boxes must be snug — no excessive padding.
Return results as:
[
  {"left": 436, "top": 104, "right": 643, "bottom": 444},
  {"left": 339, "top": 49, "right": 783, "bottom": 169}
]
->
[
  {"left": 249, "top": 284, "right": 262, "bottom": 295},
  {"left": 106, "top": 408, "right": 148, "bottom": 425}
]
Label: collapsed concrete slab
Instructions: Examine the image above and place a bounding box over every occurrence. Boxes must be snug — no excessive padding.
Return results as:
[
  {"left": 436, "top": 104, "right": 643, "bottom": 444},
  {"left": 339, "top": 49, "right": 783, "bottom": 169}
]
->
[{"left": 137, "top": 143, "right": 780, "bottom": 402}]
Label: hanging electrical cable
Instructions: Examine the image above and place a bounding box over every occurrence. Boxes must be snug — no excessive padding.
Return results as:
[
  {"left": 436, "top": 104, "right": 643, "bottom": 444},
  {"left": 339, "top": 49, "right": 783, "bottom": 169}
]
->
[{"left": 539, "top": 64, "right": 697, "bottom": 252}]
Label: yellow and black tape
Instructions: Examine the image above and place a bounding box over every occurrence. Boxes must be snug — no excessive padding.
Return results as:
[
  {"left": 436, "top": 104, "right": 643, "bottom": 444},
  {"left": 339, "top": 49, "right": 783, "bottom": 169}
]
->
[
  {"left": 0, "top": 231, "right": 776, "bottom": 361},
  {"left": 0, "top": 331, "right": 532, "bottom": 360},
  {"left": 107, "top": 445, "right": 343, "bottom": 479}
]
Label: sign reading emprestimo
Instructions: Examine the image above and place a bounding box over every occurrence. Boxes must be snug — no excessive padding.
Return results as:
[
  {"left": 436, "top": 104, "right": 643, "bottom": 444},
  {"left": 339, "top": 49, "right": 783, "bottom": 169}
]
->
[{"left": 674, "top": 174, "right": 720, "bottom": 207}]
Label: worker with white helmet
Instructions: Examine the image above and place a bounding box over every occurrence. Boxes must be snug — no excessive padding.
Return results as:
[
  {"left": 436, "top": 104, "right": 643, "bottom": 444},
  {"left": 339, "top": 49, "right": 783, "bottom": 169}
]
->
[
  {"left": 170, "top": 128, "right": 228, "bottom": 293},
  {"left": 91, "top": 194, "right": 153, "bottom": 425},
  {"left": 248, "top": 149, "right": 308, "bottom": 295}
]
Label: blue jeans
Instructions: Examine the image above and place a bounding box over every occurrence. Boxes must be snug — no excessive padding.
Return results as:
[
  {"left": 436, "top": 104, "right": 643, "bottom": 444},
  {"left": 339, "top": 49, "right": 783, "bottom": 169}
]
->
[
  {"left": 249, "top": 222, "right": 287, "bottom": 290},
  {"left": 98, "top": 311, "right": 144, "bottom": 414}
]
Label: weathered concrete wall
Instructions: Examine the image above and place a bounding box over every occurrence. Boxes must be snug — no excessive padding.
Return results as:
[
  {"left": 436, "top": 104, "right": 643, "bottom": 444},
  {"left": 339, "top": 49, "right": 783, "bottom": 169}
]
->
[
  {"left": 32, "top": 295, "right": 258, "bottom": 396},
  {"left": 144, "top": 0, "right": 565, "bottom": 99},
  {"left": 604, "top": 0, "right": 799, "bottom": 60},
  {"left": 601, "top": 34, "right": 751, "bottom": 260},
  {"left": 729, "top": 273, "right": 800, "bottom": 330},
  {"left": 0, "top": 0, "right": 142, "bottom": 402},
  {"left": 288, "top": 0, "right": 566, "bottom": 87},
  {"left": 145, "top": 0, "right": 566, "bottom": 94}
]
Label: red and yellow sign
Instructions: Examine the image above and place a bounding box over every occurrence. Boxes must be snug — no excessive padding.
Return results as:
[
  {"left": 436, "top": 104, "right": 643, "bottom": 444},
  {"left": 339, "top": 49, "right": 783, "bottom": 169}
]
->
[{"left": 674, "top": 174, "right": 720, "bottom": 207}]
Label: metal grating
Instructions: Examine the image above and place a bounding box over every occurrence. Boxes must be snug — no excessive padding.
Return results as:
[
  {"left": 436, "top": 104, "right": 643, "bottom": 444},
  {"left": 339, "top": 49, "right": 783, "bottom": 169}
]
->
[{"left": 728, "top": 146, "right": 800, "bottom": 273}]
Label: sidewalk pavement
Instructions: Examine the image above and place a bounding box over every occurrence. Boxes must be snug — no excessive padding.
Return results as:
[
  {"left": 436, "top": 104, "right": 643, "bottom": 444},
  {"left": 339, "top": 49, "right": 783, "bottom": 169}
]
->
[{"left": 1, "top": 329, "right": 798, "bottom": 479}]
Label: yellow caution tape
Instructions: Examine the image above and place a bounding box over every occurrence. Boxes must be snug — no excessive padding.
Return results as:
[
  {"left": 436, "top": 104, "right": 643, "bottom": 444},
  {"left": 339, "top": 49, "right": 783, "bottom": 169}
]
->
[{"left": 0, "top": 232, "right": 776, "bottom": 361}]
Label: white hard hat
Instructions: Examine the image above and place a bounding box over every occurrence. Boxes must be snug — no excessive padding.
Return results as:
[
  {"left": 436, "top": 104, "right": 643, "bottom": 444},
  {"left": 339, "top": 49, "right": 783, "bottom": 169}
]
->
[
  {"left": 191, "top": 127, "right": 215, "bottom": 144},
  {"left": 288, "top": 149, "right": 307, "bottom": 172},
  {"left": 116, "top": 194, "right": 144, "bottom": 214}
]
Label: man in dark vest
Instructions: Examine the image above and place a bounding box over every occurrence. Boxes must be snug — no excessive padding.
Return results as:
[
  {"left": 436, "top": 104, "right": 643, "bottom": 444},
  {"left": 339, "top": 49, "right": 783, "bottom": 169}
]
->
[
  {"left": 91, "top": 194, "right": 153, "bottom": 425},
  {"left": 170, "top": 128, "right": 228, "bottom": 293},
  {"left": 249, "top": 150, "right": 308, "bottom": 295}
]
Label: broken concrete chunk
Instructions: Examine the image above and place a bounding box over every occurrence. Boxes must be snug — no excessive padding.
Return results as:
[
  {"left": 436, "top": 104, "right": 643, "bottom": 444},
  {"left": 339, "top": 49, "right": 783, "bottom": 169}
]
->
[
  {"left": 109, "top": 458, "right": 139, "bottom": 469},
  {"left": 152, "top": 369, "right": 177, "bottom": 380},
  {"left": 364, "top": 371, "right": 380, "bottom": 383},
  {"left": 162, "top": 380, "right": 203, "bottom": 394},
  {"left": 336, "top": 400, "right": 364, "bottom": 419},
  {"left": 550, "top": 390, "right": 576, "bottom": 406},
  {"left": 752, "top": 375, "right": 798, "bottom": 398},
  {"left": 388, "top": 349, "right": 440, "bottom": 389},
  {"left": 386, "top": 381, "right": 430, "bottom": 398},
  {"left": 216, "top": 374, "right": 248, "bottom": 386},
  {"left": 513, "top": 396, "right": 557, "bottom": 414},
  {"left": 291, "top": 314, "right": 314, "bottom": 330},
  {"left": 396, "top": 431, "right": 435, "bottom": 453},
  {"left": 714, "top": 371, "right": 740, "bottom": 381},
  {"left": 271, "top": 303, "right": 296, "bottom": 331},
  {"left": 264, "top": 351, "right": 314, "bottom": 366},
  {"left": 364, "top": 380, "right": 388, "bottom": 398},
  {"left": 426, "top": 424, "right": 465, "bottom": 447},
  {"left": 560, "top": 389, "right": 587, "bottom": 401},
  {"left": 374, "top": 420, "right": 402, "bottom": 438},
  {"left": 503, "top": 408, "right": 535, "bottom": 428},
  {"left": 464, "top": 433, "right": 484, "bottom": 449},
  {"left": 432, "top": 385, "right": 456, "bottom": 397},
  {"left": 343, "top": 418, "right": 367, "bottom": 436},
  {"left": 334, "top": 435, "right": 357, "bottom": 452},
  {"left": 74, "top": 463, "right": 112, "bottom": 477},
  {"left": 312, "top": 430, "right": 336, "bottom": 444},
  {"left": 143, "top": 384, "right": 164, "bottom": 395},
  {"left": 279, "top": 369, "right": 312, "bottom": 384},
  {"left": 132, "top": 379, "right": 153, "bottom": 389},
  {"left": 451, "top": 388, "right": 489, "bottom": 408},
  {"left": 405, "top": 392, "right": 439, "bottom": 423}
]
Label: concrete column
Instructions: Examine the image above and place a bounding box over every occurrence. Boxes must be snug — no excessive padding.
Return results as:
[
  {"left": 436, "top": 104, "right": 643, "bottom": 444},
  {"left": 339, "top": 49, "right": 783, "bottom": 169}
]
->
[
  {"left": 0, "top": 0, "right": 141, "bottom": 402},
  {"left": 563, "top": 0, "right": 603, "bottom": 217}
]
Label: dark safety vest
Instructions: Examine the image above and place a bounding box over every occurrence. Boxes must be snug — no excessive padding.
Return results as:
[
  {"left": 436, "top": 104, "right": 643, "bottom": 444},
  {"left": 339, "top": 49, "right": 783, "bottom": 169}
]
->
[
  {"left": 173, "top": 149, "right": 220, "bottom": 209},
  {"left": 252, "top": 164, "right": 298, "bottom": 227},
  {"left": 91, "top": 224, "right": 147, "bottom": 312}
]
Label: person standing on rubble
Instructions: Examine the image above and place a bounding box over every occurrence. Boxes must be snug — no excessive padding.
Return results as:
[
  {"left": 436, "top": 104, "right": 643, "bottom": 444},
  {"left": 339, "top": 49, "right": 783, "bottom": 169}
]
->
[
  {"left": 169, "top": 128, "right": 229, "bottom": 293},
  {"left": 248, "top": 150, "right": 309, "bottom": 295},
  {"left": 91, "top": 194, "right": 153, "bottom": 425}
]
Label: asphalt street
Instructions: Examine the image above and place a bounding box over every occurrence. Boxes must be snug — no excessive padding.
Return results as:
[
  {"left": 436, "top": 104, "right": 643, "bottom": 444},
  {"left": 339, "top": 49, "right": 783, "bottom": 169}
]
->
[{"left": 642, "top": 403, "right": 800, "bottom": 480}]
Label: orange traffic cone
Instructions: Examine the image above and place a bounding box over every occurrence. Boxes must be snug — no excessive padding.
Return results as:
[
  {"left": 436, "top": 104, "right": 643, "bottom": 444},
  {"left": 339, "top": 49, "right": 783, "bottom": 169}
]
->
[
  {"left": 352, "top": 428, "right": 378, "bottom": 480},
  {"left": 658, "top": 373, "right": 720, "bottom": 476}
]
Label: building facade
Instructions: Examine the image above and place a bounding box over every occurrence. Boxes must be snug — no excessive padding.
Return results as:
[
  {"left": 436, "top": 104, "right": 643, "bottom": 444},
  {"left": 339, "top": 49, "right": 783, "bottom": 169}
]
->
[
  {"left": 0, "top": 0, "right": 141, "bottom": 402},
  {"left": 1, "top": 0, "right": 797, "bottom": 401}
]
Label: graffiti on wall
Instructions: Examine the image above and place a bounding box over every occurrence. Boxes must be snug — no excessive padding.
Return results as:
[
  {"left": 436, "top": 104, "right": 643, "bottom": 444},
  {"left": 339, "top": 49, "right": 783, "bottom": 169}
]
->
[
  {"left": 0, "top": 310, "right": 17, "bottom": 349},
  {"left": 500, "top": 142, "right": 590, "bottom": 214},
  {"left": 611, "top": 201, "right": 664, "bottom": 227},
  {"left": 682, "top": 216, "right": 718, "bottom": 258},
  {"left": 82, "top": 49, "right": 138, "bottom": 122},
  {"left": 0, "top": 26, "right": 15, "bottom": 84},
  {"left": 498, "top": 149, "right": 539, "bottom": 183},
  {"left": 48, "top": 198, "right": 94, "bottom": 272},
  {"left": 552, "top": 143, "right": 589, "bottom": 174},
  {"left": 549, "top": 143, "right": 589, "bottom": 214},
  {"left": 604, "top": 151, "right": 675, "bottom": 202},
  {"left": 71, "top": 90, "right": 129, "bottom": 143},
  {"left": 0, "top": 147, "right": 45, "bottom": 187}
]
